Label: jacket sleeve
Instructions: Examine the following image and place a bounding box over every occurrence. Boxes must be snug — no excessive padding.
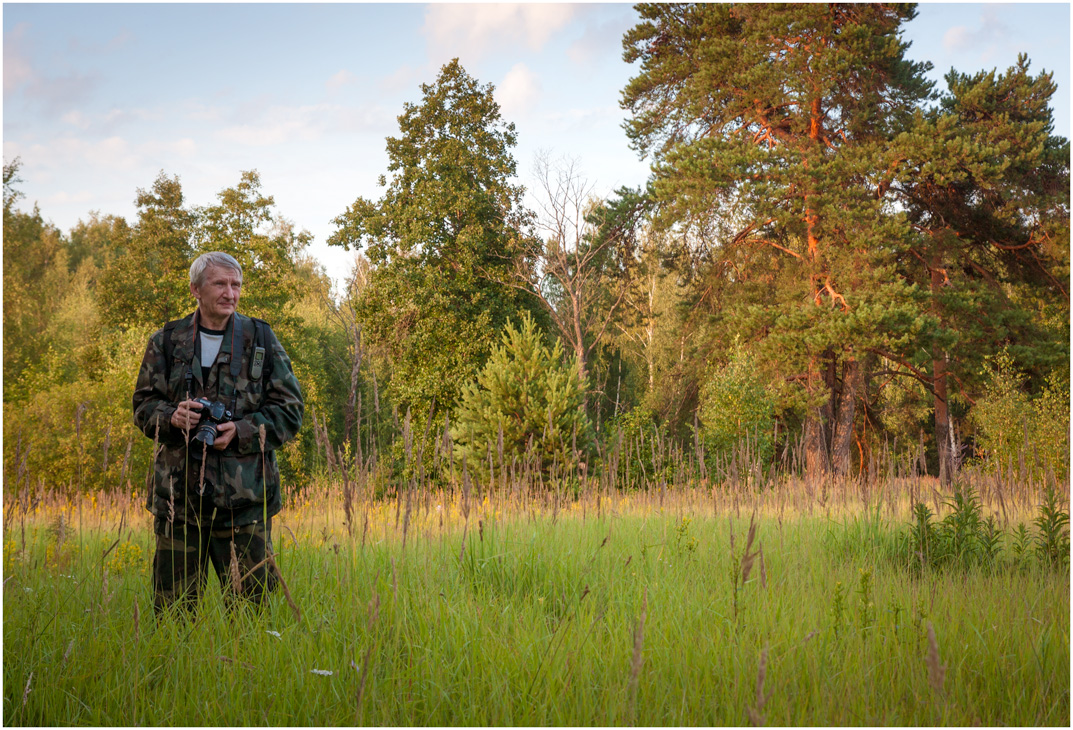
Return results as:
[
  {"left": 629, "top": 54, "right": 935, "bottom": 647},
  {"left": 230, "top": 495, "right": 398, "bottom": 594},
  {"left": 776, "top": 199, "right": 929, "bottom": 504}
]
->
[
  {"left": 232, "top": 328, "right": 304, "bottom": 455},
  {"left": 132, "top": 329, "right": 183, "bottom": 444}
]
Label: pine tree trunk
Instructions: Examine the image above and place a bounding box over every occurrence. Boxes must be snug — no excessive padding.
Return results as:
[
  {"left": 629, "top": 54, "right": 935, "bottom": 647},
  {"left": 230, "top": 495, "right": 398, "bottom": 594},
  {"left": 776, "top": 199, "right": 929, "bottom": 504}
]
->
[
  {"left": 933, "top": 353, "right": 952, "bottom": 484},
  {"left": 832, "top": 357, "right": 860, "bottom": 478},
  {"left": 930, "top": 252, "right": 953, "bottom": 484},
  {"left": 802, "top": 98, "right": 829, "bottom": 486},
  {"left": 804, "top": 359, "right": 829, "bottom": 484}
]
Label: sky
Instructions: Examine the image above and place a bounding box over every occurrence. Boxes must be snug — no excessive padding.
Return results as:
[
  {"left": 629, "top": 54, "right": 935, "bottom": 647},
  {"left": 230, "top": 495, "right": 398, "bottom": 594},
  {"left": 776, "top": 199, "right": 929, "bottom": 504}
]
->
[{"left": 3, "top": 2, "right": 1070, "bottom": 294}]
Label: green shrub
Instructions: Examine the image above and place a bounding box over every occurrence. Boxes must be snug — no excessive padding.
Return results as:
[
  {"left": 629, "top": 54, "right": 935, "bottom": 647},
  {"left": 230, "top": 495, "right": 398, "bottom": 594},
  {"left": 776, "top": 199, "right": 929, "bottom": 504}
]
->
[
  {"left": 451, "top": 312, "right": 592, "bottom": 478},
  {"left": 3, "top": 326, "right": 154, "bottom": 495},
  {"left": 697, "top": 340, "right": 776, "bottom": 465},
  {"left": 903, "top": 484, "right": 1070, "bottom": 572},
  {"left": 1033, "top": 372, "right": 1070, "bottom": 483},
  {"left": 601, "top": 406, "right": 671, "bottom": 489},
  {"left": 1034, "top": 485, "right": 1071, "bottom": 569},
  {"left": 971, "top": 349, "right": 1069, "bottom": 480}
]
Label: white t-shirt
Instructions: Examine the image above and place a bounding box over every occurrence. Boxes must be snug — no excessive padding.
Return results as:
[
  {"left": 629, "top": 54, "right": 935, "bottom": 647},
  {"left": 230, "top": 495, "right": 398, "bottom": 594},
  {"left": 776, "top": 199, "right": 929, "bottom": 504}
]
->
[{"left": 199, "top": 326, "right": 225, "bottom": 380}]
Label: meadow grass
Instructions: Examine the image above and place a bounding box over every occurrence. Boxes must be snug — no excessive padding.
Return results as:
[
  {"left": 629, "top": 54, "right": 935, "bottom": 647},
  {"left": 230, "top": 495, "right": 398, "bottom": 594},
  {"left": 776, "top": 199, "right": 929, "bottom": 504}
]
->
[{"left": 3, "top": 478, "right": 1069, "bottom": 726}]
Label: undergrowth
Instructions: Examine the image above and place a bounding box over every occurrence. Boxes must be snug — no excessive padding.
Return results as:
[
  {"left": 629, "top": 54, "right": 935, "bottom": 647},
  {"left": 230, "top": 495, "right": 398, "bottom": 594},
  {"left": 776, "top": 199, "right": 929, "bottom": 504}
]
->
[{"left": 901, "top": 485, "right": 1069, "bottom": 572}]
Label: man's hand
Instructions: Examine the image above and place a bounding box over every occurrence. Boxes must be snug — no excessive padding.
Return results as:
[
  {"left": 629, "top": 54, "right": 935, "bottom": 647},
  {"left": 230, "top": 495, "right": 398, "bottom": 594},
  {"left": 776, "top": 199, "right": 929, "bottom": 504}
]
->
[
  {"left": 212, "top": 422, "right": 237, "bottom": 451},
  {"left": 171, "top": 399, "right": 204, "bottom": 432}
]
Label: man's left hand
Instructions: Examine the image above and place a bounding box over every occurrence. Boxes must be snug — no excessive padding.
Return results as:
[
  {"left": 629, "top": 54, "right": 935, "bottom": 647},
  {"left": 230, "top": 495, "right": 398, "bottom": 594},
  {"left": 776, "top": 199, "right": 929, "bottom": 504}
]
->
[{"left": 213, "top": 422, "right": 237, "bottom": 451}]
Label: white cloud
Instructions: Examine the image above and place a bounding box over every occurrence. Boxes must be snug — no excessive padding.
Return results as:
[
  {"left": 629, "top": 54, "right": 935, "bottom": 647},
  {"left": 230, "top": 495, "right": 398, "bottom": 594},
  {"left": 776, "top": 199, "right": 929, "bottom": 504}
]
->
[
  {"left": 542, "top": 105, "right": 621, "bottom": 133},
  {"left": 379, "top": 63, "right": 428, "bottom": 94},
  {"left": 326, "top": 69, "right": 357, "bottom": 92},
  {"left": 322, "top": 105, "right": 395, "bottom": 136},
  {"left": 85, "top": 136, "right": 139, "bottom": 170},
  {"left": 942, "top": 6, "right": 1010, "bottom": 62},
  {"left": 4, "top": 23, "right": 36, "bottom": 96},
  {"left": 217, "top": 120, "right": 311, "bottom": 147},
  {"left": 62, "top": 110, "right": 92, "bottom": 129},
  {"left": 566, "top": 6, "right": 637, "bottom": 67},
  {"left": 422, "top": 3, "right": 578, "bottom": 62},
  {"left": 155, "top": 138, "right": 198, "bottom": 158},
  {"left": 69, "top": 29, "right": 133, "bottom": 55},
  {"left": 46, "top": 190, "right": 94, "bottom": 206},
  {"left": 3, "top": 22, "right": 98, "bottom": 111},
  {"left": 184, "top": 101, "right": 225, "bottom": 123},
  {"left": 497, "top": 63, "right": 542, "bottom": 117},
  {"left": 215, "top": 103, "right": 393, "bottom": 147},
  {"left": 8, "top": 134, "right": 192, "bottom": 177},
  {"left": 60, "top": 107, "right": 152, "bottom": 133}
]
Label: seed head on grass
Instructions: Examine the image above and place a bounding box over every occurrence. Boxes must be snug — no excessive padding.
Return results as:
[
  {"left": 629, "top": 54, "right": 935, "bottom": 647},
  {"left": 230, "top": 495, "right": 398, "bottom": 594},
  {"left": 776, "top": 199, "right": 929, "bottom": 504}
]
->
[
  {"left": 927, "top": 622, "right": 945, "bottom": 696},
  {"left": 229, "top": 541, "right": 242, "bottom": 596},
  {"left": 100, "top": 569, "right": 113, "bottom": 609},
  {"left": 741, "top": 514, "right": 759, "bottom": 583},
  {"left": 367, "top": 590, "right": 381, "bottom": 627}
]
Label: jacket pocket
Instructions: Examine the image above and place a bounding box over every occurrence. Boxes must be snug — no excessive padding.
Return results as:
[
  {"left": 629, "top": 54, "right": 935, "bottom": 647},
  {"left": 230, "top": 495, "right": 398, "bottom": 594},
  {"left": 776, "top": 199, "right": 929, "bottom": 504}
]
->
[{"left": 212, "top": 452, "right": 278, "bottom": 511}]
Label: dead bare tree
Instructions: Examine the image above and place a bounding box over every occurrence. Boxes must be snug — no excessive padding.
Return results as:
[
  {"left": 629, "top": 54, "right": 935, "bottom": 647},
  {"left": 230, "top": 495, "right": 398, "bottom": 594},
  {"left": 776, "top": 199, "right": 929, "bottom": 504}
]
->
[
  {"left": 321, "top": 253, "right": 376, "bottom": 469},
  {"left": 509, "top": 152, "right": 633, "bottom": 408}
]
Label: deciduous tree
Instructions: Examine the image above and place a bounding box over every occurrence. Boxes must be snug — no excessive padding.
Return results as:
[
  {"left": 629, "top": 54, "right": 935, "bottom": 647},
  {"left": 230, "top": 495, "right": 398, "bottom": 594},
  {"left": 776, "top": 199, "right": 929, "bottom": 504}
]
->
[
  {"left": 329, "top": 60, "right": 541, "bottom": 423},
  {"left": 98, "top": 172, "right": 196, "bottom": 331}
]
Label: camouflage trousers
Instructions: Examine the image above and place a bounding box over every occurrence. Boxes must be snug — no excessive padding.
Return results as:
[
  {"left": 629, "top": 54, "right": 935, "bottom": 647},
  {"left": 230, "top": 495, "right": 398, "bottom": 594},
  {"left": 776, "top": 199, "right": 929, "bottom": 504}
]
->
[{"left": 152, "top": 514, "right": 277, "bottom": 615}]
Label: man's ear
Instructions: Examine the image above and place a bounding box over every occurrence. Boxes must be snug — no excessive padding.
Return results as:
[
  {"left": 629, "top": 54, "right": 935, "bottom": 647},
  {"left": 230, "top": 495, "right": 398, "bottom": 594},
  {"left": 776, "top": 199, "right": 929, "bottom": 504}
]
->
[{"left": 190, "top": 280, "right": 199, "bottom": 301}]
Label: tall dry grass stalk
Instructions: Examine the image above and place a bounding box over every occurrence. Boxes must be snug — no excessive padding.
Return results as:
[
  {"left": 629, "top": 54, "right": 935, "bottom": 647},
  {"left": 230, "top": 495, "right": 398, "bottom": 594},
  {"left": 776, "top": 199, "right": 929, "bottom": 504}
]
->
[
  {"left": 627, "top": 587, "right": 648, "bottom": 723},
  {"left": 353, "top": 645, "right": 373, "bottom": 722},
  {"left": 748, "top": 645, "right": 769, "bottom": 726},
  {"left": 353, "top": 589, "right": 380, "bottom": 722},
  {"left": 927, "top": 622, "right": 945, "bottom": 696},
  {"left": 197, "top": 442, "right": 208, "bottom": 496},
  {"left": 268, "top": 552, "right": 301, "bottom": 622}
]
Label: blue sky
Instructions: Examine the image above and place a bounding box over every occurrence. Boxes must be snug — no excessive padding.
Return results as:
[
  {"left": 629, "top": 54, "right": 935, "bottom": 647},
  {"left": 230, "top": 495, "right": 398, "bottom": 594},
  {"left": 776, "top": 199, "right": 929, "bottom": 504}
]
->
[{"left": 4, "top": 2, "right": 1070, "bottom": 292}]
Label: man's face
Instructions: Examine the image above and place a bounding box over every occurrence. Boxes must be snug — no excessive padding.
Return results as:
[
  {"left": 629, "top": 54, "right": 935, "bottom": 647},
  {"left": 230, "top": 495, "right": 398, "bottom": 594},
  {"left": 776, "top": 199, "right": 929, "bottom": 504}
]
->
[{"left": 191, "top": 265, "right": 242, "bottom": 324}]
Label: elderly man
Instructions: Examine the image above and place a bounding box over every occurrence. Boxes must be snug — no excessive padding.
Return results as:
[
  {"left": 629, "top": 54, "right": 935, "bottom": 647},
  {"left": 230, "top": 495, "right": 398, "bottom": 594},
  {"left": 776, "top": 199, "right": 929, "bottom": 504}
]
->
[{"left": 133, "top": 251, "right": 304, "bottom": 614}]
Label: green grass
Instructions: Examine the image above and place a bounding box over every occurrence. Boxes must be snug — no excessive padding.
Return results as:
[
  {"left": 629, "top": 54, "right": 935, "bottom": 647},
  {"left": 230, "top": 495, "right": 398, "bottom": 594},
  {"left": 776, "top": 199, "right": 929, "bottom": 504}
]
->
[{"left": 3, "top": 494, "right": 1069, "bottom": 726}]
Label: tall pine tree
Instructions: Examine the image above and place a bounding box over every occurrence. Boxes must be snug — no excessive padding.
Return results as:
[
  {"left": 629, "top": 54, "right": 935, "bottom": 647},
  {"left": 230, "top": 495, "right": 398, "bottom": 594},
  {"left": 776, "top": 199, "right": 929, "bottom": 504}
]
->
[
  {"left": 621, "top": 3, "right": 933, "bottom": 480},
  {"left": 889, "top": 56, "right": 1070, "bottom": 480}
]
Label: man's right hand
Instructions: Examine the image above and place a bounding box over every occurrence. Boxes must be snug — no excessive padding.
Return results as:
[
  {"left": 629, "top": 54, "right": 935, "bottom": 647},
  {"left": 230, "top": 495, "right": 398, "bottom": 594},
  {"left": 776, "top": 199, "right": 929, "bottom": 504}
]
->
[{"left": 170, "top": 399, "right": 204, "bottom": 432}]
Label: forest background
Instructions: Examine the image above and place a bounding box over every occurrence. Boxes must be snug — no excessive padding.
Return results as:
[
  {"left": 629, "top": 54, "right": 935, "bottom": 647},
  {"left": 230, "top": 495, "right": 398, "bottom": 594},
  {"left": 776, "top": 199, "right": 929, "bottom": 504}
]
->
[{"left": 3, "top": 3, "right": 1070, "bottom": 500}]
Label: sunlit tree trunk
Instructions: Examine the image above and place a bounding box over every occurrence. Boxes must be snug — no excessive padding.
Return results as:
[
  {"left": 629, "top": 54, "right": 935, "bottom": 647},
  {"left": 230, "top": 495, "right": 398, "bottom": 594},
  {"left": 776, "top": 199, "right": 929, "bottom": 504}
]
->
[{"left": 832, "top": 357, "right": 860, "bottom": 479}]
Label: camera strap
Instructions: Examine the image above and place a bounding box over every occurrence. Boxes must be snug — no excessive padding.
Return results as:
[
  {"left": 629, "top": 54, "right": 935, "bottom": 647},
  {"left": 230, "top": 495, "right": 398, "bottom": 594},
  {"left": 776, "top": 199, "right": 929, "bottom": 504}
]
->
[
  {"left": 161, "top": 318, "right": 193, "bottom": 398},
  {"left": 229, "top": 315, "right": 243, "bottom": 381}
]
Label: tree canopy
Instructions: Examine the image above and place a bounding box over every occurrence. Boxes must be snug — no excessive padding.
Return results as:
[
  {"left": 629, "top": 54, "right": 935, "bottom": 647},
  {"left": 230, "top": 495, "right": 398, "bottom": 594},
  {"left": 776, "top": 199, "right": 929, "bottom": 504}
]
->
[
  {"left": 329, "top": 59, "right": 541, "bottom": 423},
  {"left": 3, "top": 16, "right": 1068, "bottom": 496}
]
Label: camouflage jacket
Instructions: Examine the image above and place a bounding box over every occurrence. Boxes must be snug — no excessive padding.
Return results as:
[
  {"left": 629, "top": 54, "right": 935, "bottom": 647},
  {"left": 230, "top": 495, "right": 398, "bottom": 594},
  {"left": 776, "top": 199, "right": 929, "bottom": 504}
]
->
[{"left": 132, "top": 311, "right": 304, "bottom": 528}]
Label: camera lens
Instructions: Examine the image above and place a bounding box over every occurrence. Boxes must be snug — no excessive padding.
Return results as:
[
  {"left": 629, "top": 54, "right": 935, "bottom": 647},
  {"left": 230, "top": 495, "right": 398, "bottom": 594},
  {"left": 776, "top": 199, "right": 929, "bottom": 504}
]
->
[{"left": 193, "top": 422, "right": 219, "bottom": 446}]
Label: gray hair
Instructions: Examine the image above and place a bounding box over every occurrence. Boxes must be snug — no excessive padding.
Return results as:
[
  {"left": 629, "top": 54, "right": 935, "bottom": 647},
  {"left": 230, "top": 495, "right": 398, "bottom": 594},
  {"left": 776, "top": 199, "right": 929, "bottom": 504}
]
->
[{"left": 190, "top": 251, "right": 243, "bottom": 287}]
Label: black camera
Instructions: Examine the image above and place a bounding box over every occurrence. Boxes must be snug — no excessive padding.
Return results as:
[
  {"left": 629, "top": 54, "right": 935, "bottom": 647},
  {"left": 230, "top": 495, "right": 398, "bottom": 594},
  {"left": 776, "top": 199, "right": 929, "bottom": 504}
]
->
[{"left": 191, "top": 398, "right": 232, "bottom": 447}]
